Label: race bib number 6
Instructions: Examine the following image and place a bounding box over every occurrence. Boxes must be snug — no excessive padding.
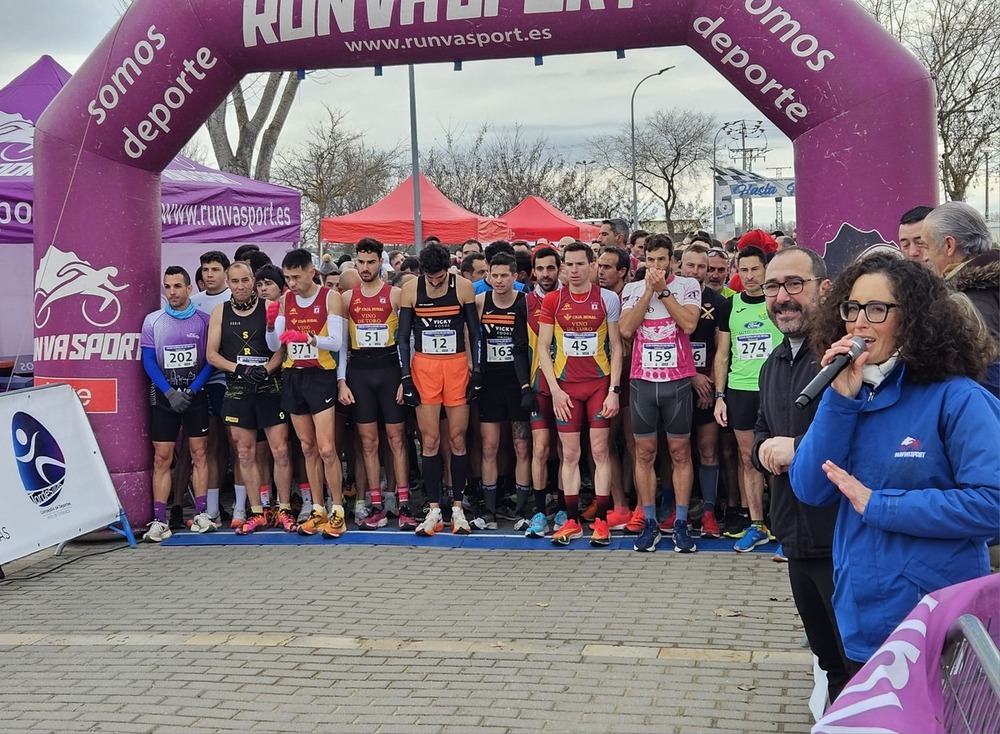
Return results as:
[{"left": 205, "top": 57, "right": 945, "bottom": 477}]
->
[
  {"left": 422, "top": 329, "right": 457, "bottom": 355},
  {"left": 164, "top": 344, "right": 196, "bottom": 369},
  {"left": 563, "top": 332, "right": 598, "bottom": 357},
  {"left": 691, "top": 341, "right": 707, "bottom": 368},
  {"left": 736, "top": 333, "right": 773, "bottom": 360}
]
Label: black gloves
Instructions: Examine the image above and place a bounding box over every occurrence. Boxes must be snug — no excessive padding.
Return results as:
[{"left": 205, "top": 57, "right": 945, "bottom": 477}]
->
[
  {"left": 466, "top": 369, "right": 483, "bottom": 404},
  {"left": 520, "top": 386, "right": 539, "bottom": 415},
  {"left": 164, "top": 388, "right": 192, "bottom": 413},
  {"left": 236, "top": 363, "right": 269, "bottom": 387},
  {"left": 401, "top": 375, "right": 421, "bottom": 408}
]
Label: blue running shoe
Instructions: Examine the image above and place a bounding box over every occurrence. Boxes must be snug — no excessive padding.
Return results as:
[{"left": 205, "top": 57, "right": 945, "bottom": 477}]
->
[
  {"left": 772, "top": 543, "right": 788, "bottom": 563},
  {"left": 673, "top": 519, "right": 697, "bottom": 553},
  {"left": 734, "top": 524, "right": 770, "bottom": 553},
  {"left": 525, "top": 512, "right": 549, "bottom": 538},
  {"left": 552, "top": 510, "right": 568, "bottom": 532},
  {"left": 633, "top": 519, "right": 661, "bottom": 552}
]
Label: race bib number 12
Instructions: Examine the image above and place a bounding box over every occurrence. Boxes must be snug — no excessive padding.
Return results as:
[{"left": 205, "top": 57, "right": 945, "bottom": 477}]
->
[{"left": 422, "top": 329, "right": 457, "bottom": 355}]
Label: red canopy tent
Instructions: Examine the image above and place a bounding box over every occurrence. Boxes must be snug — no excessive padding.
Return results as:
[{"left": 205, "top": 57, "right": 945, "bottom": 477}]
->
[
  {"left": 320, "top": 174, "right": 509, "bottom": 245},
  {"left": 502, "top": 196, "right": 601, "bottom": 242}
]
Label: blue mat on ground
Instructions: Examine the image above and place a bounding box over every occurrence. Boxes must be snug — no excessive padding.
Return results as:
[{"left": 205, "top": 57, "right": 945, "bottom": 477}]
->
[{"left": 160, "top": 528, "right": 777, "bottom": 553}]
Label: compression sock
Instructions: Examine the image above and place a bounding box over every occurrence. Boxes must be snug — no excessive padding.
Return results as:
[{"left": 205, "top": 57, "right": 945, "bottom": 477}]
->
[
  {"left": 300, "top": 483, "right": 313, "bottom": 507},
  {"left": 699, "top": 465, "right": 720, "bottom": 511},
  {"left": 564, "top": 494, "right": 580, "bottom": 521},
  {"left": 450, "top": 453, "right": 471, "bottom": 506},
  {"left": 482, "top": 483, "right": 497, "bottom": 515},
  {"left": 194, "top": 495, "right": 207, "bottom": 515},
  {"left": 643, "top": 505, "right": 657, "bottom": 522},
  {"left": 396, "top": 485, "right": 410, "bottom": 505},
  {"left": 676, "top": 505, "right": 689, "bottom": 524},
  {"left": 422, "top": 453, "right": 443, "bottom": 505},
  {"left": 369, "top": 487, "right": 382, "bottom": 509},
  {"left": 259, "top": 485, "right": 271, "bottom": 509},
  {"left": 206, "top": 488, "right": 220, "bottom": 518},
  {"left": 153, "top": 501, "right": 168, "bottom": 524},
  {"left": 515, "top": 484, "right": 531, "bottom": 516},
  {"left": 534, "top": 488, "right": 548, "bottom": 515}
]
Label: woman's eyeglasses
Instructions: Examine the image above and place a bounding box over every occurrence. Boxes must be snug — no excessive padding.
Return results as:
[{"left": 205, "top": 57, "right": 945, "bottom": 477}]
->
[{"left": 839, "top": 300, "right": 900, "bottom": 323}]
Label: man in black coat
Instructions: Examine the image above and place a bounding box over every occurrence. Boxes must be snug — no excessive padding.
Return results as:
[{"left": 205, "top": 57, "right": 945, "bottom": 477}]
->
[{"left": 752, "top": 247, "right": 851, "bottom": 705}]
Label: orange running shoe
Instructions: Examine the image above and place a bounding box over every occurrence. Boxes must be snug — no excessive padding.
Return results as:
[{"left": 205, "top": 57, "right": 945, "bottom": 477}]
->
[
  {"left": 580, "top": 499, "right": 598, "bottom": 521},
  {"left": 658, "top": 509, "right": 677, "bottom": 535},
  {"left": 606, "top": 506, "right": 631, "bottom": 531},
  {"left": 624, "top": 507, "right": 646, "bottom": 534},
  {"left": 321, "top": 507, "right": 347, "bottom": 538},
  {"left": 551, "top": 518, "right": 584, "bottom": 546},
  {"left": 274, "top": 508, "right": 297, "bottom": 533},
  {"left": 297, "top": 505, "right": 330, "bottom": 536},
  {"left": 235, "top": 513, "right": 268, "bottom": 536},
  {"left": 590, "top": 518, "right": 611, "bottom": 547}
]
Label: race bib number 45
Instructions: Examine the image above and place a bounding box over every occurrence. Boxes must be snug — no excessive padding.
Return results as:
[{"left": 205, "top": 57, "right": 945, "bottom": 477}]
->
[
  {"left": 736, "top": 333, "right": 773, "bottom": 360},
  {"left": 563, "top": 332, "right": 597, "bottom": 357},
  {"left": 422, "top": 329, "right": 457, "bottom": 355},
  {"left": 164, "top": 344, "right": 196, "bottom": 369}
]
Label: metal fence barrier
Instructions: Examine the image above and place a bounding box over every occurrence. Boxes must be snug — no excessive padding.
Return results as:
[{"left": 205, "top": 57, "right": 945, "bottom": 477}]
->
[{"left": 940, "top": 613, "right": 1000, "bottom": 734}]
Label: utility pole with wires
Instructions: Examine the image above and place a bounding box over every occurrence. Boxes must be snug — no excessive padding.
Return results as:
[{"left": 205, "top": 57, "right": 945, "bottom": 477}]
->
[
  {"left": 767, "top": 165, "right": 791, "bottom": 231},
  {"left": 725, "top": 121, "right": 768, "bottom": 230}
]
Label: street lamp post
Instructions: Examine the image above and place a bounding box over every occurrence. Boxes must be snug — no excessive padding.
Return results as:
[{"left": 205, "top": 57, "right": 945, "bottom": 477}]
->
[
  {"left": 630, "top": 67, "right": 674, "bottom": 232},
  {"left": 711, "top": 122, "right": 737, "bottom": 240}
]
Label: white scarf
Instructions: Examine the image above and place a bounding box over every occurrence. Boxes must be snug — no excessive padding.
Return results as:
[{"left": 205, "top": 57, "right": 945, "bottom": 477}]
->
[{"left": 861, "top": 351, "right": 900, "bottom": 389}]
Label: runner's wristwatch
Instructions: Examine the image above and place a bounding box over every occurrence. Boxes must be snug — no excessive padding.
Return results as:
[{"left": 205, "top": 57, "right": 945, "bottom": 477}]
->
[
  {"left": 609, "top": 385, "right": 621, "bottom": 394},
  {"left": 714, "top": 391, "right": 726, "bottom": 400}
]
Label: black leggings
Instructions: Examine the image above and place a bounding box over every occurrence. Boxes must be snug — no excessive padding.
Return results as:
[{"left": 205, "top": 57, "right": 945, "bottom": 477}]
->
[{"left": 787, "top": 557, "right": 853, "bottom": 703}]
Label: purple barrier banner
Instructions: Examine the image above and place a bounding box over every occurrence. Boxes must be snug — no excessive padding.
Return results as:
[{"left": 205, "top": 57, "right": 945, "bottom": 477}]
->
[
  {"left": 35, "top": 0, "right": 937, "bottom": 526},
  {"left": 814, "top": 575, "right": 1000, "bottom": 734}
]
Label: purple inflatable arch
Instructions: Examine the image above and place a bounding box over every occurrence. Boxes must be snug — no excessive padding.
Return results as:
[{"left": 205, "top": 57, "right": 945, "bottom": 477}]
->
[{"left": 34, "top": 0, "right": 936, "bottom": 525}]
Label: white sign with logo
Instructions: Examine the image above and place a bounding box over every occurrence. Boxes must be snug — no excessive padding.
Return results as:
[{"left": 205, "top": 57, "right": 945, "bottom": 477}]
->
[{"left": 0, "top": 383, "right": 123, "bottom": 566}]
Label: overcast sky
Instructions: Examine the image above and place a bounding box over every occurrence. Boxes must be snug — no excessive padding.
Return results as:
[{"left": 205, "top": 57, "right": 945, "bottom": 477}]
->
[{"left": 2, "top": 1, "right": 993, "bottom": 231}]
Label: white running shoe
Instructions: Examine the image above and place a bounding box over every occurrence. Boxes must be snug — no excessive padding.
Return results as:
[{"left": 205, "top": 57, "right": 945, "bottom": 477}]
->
[
  {"left": 189, "top": 512, "right": 218, "bottom": 534},
  {"left": 383, "top": 491, "right": 399, "bottom": 517},
  {"left": 415, "top": 508, "right": 444, "bottom": 537},
  {"left": 451, "top": 506, "right": 472, "bottom": 535},
  {"left": 296, "top": 503, "right": 311, "bottom": 524},
  {"left": 143, "top": 520, "right": 172, "bottom": 543},
  {"left": 354, "top": 500, "right": 369, "bottom": 522}
]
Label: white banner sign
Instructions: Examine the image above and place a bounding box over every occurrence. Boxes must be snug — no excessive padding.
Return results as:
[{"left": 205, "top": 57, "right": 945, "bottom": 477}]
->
[{"left": 0, "top": 383, "right": 122, "bottom": 565}]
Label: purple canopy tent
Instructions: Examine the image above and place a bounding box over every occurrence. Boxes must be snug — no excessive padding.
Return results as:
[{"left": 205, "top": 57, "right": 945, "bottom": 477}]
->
[{"left": 0, "top": 56, "right": 301, "bottom": 368}]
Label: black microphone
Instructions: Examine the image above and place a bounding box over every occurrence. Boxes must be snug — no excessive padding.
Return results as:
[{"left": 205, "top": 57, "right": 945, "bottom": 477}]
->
[{"left": 795, "top": 336, "right": 867, "bottom": 410}]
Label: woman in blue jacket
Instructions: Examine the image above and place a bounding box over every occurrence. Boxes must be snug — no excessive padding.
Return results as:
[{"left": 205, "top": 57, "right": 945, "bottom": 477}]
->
[{"left": 789, "top": 253, "right": 999, "bottom": 666}]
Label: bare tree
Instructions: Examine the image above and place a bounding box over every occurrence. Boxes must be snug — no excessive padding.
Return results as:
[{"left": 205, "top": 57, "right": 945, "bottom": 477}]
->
[
  {"left": 422, "top": 124, "right": 582, "bottom": 217},
  {"left": 178, "top": 139, "right": 211, "bottom": 166},
  {"left": 590, "top": 109, "right": 716, "bottom": 233},
  {"left": 205, "top": 72, "right": 302, "bottom": 181},
  {"left": 858, "top": 0, "right": 1000, "bottom": 201},
  {"left": 271, "top": 107, "right": 402, "bottom": 246}
]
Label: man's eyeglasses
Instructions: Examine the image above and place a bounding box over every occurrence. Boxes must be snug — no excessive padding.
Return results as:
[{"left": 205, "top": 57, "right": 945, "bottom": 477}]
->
[
  {"left": 761, "top": 277, "right": 820, "bottom": 297},
  {"left": 839, "top": 300, "right": 900, "bottom": 323}
]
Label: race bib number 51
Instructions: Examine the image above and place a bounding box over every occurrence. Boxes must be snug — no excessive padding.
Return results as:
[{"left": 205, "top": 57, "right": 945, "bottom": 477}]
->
[{"left": 357, "top": 323, "right": 389, "bottom": 348}]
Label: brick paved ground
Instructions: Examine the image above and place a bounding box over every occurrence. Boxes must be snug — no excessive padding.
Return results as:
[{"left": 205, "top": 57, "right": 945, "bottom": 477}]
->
[{"left": 0, "top": 541, "right": 816, "bottom": 733}]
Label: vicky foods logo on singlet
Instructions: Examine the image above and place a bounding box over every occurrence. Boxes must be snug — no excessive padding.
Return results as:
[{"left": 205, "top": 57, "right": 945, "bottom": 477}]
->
[{"left": 11, "top": 412, "right": 67, "bottom": 509}]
